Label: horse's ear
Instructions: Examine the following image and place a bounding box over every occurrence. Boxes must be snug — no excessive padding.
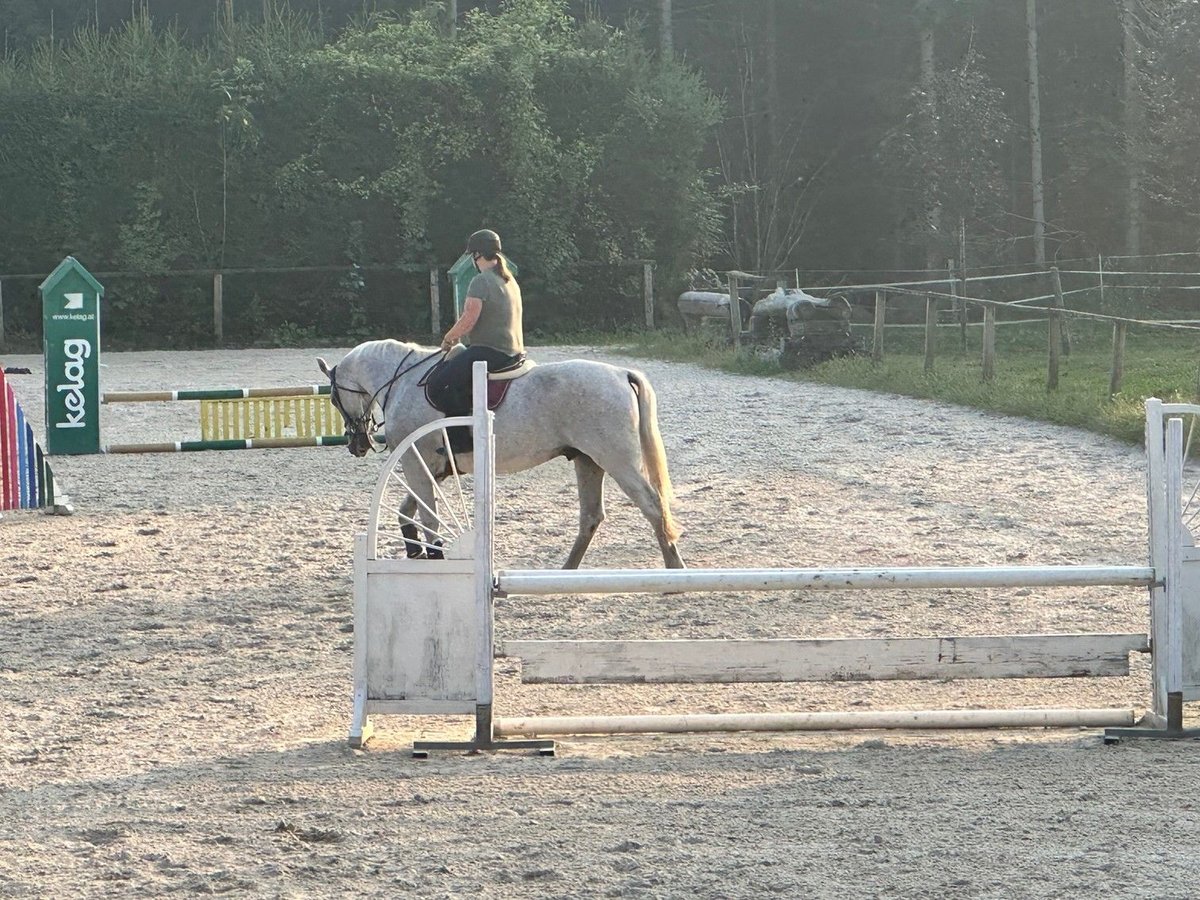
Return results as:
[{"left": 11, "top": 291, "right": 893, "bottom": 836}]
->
[{"left": 317, "top": 357, "right": 332, "bottom": 378}]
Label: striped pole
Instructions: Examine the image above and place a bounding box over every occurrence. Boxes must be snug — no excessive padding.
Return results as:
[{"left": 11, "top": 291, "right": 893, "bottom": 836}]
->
[
  {"left": 103, "top": 432, "right": 385, "bottom": 454},
  {"left": 104, "top": 434, "right": 355, "bottom": 454},
  {"left": 1, "top": 368, "right": 64, "bottom": 512},
  {"left": 1, "top": 370, "right": 18, "bottom": 509},
  {"left": 103, "top": 385, "right": 332, "bottom": 403}
]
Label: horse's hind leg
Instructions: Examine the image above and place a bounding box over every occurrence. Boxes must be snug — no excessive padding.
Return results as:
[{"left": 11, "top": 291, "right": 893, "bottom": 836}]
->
[
  {"left": 607, "top": 467, "right": 686, "bottom": 569},
  {"left": 563, "top": 454, "right": 606, "bottom": 570}
]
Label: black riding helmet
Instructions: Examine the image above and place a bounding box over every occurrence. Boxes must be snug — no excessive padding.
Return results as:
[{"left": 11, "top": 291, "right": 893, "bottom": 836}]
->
[{"left": 467, "top": 229, "right": 502, "bottom": 258}]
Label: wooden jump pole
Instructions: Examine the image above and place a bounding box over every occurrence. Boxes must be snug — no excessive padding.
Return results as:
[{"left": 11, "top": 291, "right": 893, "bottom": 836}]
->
[
  {"left": 496, "top": 564, "right": 1156, "bottom": 596},
  {"left": 495, "top": 707, "right": 1139, "bottom": 738}
]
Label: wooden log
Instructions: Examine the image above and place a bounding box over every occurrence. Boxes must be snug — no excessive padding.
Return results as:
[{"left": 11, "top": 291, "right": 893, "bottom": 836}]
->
[{"left": 503, "top": 633, "right": 1149, "bottom": 684}]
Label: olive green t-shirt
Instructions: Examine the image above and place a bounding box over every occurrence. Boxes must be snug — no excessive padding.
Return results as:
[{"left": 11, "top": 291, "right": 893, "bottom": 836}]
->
[{"left": 466, "top": 268, "right": 524, "bottom": 356}]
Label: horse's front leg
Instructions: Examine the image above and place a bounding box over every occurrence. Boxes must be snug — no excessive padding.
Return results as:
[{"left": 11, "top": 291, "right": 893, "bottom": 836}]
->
[
  {"left": 397, "top": 493, "right": 424, "bottom": 558},
  {"left": 401, "top": 449, "right": 444, "bottom": 558}
]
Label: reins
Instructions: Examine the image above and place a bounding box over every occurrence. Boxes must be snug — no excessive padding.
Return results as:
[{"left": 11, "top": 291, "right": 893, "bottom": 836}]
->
[{"left": 330, "top": 348, "right": 447, "bottom": 451}]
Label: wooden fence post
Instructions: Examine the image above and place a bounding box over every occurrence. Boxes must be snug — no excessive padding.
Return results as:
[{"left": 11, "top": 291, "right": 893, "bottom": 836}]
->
[
  {"left": 923, "top": 294, "right": 937, "bottom": 373},
  {"left": 1047, "top": 301, "right": 1061, "bottom": 391},
  {"left": 982, "top": 305, "right": 996, "bottom": 382},
  {"left": 1109, "top": 321, "right": 1127, "bottom": 397},
  {"left": 949, "top": 259, "right": 966, "bottom": 351},
  {"left": 643, "top": 262, "right": 655, "bottom": 329},
  {"left": 872, "top": 290, "right": 885, "bottom": 364},
  {"left": 213, "top": 272, "right": 224, "bottom": 346},
  {"left": 430, "top": 267, "right": 441, "bottom": 335},
  {"left": 1050, "top": 266, "right": 1071, "bottom": 355},
  {"left": 727, "top": 272, "right": 741, "bottom": 351}
]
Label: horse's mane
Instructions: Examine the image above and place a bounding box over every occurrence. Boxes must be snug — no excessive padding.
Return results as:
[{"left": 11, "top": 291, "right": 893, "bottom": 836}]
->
[{"left": 349, "top": 338, "right": 441, "bottom": 366}]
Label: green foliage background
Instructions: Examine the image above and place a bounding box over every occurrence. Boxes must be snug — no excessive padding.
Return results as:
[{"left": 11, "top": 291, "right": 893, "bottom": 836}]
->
[{"left": 0, "top": 1, "right": 720, "bottom": 346}]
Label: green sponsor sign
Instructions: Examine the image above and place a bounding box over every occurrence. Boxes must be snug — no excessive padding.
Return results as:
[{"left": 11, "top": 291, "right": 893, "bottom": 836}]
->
[{"left": 40, "top": 257, "right": 104, "bottom": 455}]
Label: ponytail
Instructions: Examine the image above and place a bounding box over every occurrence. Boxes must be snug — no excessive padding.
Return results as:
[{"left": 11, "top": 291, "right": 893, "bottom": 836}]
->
[{"left": 493, "top": 253, "right": 513, "bottom": 283}]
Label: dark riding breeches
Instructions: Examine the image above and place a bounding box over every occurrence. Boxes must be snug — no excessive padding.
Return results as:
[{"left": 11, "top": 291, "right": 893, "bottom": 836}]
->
[{"left": 425, "top": 345, "right": 522, "bottom": 416}]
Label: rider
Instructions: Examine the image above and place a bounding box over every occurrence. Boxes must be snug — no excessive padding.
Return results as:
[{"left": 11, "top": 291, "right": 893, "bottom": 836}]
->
[{"left": 428, "top": 228, "right": 526, "bottom": 453}]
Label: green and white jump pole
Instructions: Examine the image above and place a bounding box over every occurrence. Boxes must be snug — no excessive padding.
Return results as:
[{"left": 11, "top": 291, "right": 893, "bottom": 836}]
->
[{"left": 38, "top": 257, "right": 354, "bottom": 455}]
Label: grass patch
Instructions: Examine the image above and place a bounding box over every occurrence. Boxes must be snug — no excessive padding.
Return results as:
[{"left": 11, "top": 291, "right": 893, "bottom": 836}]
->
[{"left": 590, "top": 319, "right": 1200, "bottom": 448}]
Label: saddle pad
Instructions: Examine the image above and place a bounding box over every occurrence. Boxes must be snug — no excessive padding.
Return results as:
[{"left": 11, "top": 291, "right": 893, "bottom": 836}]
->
[
  {"left": 489, "top": 358, "right": 536, "bottom": 381},
  {"left": 486, "top": 380, "right": 512, "bottom": 410}
]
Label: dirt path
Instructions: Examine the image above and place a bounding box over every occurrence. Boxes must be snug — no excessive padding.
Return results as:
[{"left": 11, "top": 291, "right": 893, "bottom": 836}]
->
[{"left": 2, "top": 346, "right": 1198, "bottom": 898}]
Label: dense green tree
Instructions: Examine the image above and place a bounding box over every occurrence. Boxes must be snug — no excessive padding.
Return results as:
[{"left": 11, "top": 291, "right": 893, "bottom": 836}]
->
[
  {"left": 0, "top": 0, "right": 720, "bottom": 341},
  {"left": 3, "top": 0, "right": 1199, "bottom": 349}
]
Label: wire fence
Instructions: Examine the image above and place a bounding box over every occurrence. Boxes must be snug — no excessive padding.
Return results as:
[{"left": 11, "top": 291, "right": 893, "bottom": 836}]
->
[
  {"left": 0, "top": 258, "right": 659, "bottom": 351},
  {"left": 682, "top": 254, "right": 1200, "bottom": 395},
  {"left": 3, "top": 249, "right": 1198, "bottom": 356}
]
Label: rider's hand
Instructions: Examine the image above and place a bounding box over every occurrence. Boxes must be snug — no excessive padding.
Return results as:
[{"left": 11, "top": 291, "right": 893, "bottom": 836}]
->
[{"left": 440, "top": 337, "right": 454, "bottom": 352}]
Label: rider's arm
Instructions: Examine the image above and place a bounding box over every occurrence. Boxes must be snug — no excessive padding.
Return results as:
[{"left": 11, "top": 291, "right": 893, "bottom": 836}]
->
[{"left": 441, "top": 296, "right": 483, "bottom": 350}]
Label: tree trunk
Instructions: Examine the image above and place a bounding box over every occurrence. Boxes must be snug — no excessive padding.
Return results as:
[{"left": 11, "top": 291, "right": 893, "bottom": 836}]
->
[
  {"left": 765, "top": 1, "right": 780, "bottom": 157},
  {"left": 1026, "top": 0, "right": 1046, "bottom": 267},
  {"left": 1121, "top": 0, "right": 1143, "bottom": 257},
  {"left": 917, "top": 0, "right": 940, "bottom": 271},
  {"left": 659, "top": 0, "right": 672, "bottom": 57}
]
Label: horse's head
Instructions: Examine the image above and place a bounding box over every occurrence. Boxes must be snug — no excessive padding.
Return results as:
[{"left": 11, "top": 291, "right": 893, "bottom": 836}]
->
[{"left": 318, "top": 355, "right": 376, "bottom": 457}]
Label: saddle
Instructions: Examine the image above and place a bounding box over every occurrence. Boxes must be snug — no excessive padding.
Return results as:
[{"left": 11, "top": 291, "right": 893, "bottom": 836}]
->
[{"left": 424, "top": 350, "right": 536, "bottom": 413}]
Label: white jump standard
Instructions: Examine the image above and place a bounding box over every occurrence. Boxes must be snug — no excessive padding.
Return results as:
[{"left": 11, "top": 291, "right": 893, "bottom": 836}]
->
[
  {"left": 347, "top": 372, "right": 1200, "bottom": 753},
  {"left": 349, "top": 364, "right": 553, "bottom": 755}
]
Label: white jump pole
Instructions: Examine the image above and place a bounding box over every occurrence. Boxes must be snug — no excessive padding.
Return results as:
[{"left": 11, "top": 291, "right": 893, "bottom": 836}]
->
[
  {"left": 497, "top": 565, "right": 1156, "bottom": 597},
  {"left": 495, "top": 707, "right": 1138, "bottom": 737}
]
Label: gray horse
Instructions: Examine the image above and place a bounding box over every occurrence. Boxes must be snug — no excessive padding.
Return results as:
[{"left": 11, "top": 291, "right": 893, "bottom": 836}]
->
[{"left": 317, "top": 339, "right": 685, "bottom": 569}]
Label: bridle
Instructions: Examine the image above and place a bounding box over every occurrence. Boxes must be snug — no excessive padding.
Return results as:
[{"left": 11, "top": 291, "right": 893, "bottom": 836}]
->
[{"left": 328, "top": 348, "right": 446, "bottom": 451}]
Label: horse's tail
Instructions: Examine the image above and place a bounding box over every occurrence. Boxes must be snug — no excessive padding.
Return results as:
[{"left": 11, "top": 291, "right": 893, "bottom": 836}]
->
[{"left": 627, "top": 370, "right": 681, "bottom": 543}]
